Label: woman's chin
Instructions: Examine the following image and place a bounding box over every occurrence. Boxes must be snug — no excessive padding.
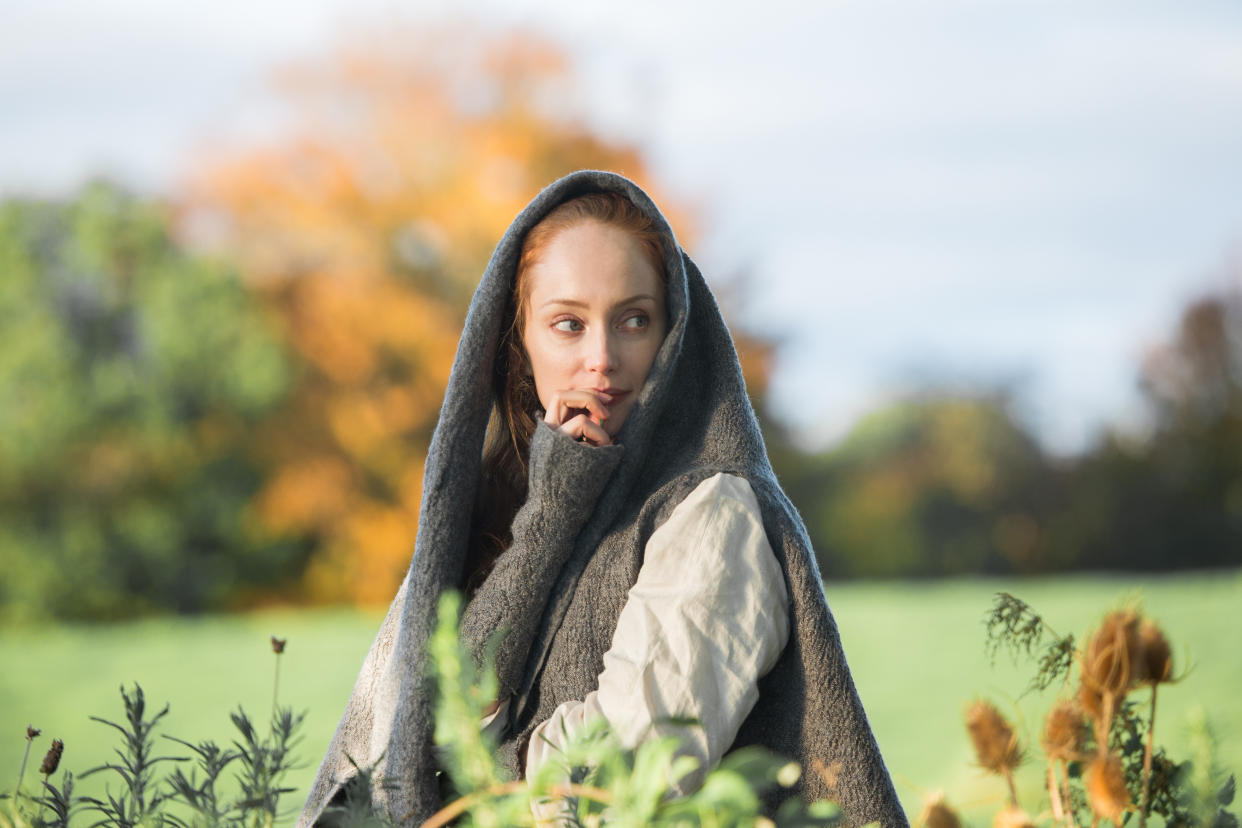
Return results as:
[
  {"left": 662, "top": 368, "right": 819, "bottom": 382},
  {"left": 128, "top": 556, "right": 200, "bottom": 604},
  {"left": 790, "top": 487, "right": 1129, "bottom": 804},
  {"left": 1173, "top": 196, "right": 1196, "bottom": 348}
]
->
[{"left": 604, "top": 408, "right": 633, "bottom": 437}]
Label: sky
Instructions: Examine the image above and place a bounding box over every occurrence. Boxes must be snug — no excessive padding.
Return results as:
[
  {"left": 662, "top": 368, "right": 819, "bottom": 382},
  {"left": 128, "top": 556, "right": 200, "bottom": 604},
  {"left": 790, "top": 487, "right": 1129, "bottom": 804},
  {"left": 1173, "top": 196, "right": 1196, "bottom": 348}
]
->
[{"left": 4, "top": 0, "right": 1242, "bottom": 453}]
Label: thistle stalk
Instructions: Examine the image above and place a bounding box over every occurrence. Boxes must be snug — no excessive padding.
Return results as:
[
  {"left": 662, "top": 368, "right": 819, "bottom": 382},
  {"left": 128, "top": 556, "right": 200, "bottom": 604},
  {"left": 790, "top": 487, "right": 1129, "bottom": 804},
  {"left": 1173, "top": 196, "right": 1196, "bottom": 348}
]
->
[
  {"left": 1048, "top": 763, "right": 1066, "bottom": 823},
  {"left": 1136, "top": 618, "right": 1171, "bottom": 828},
  {"left": 1139, "top": 686, "right": 1159, "bottom": 828},
  {"left": 1005, "top": 769, "right": 1020, "bottom": 809},
  {"left": 1097, "top": 692, "right": 1114, "bottom": 754},
  {"left": 1060, "top": 759, "right": 1077, "bottom": 828}
]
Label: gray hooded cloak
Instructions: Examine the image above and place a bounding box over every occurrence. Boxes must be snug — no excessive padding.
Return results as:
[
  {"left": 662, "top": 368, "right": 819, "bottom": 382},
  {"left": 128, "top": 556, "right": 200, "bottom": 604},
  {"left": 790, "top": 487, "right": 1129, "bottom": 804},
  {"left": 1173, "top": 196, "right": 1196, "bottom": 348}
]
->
[{"left": 298, "top": 170, "right": 909, "bottom": 828}]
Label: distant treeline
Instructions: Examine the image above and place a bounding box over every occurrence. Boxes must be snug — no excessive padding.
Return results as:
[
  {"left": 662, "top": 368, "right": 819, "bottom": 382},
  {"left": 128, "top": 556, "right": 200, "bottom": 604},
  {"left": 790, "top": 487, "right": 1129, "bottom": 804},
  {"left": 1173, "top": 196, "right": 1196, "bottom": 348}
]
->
[
  {"left": 2, "top": 181, "right": 1238, "bottom": 622},
  {"left": 765, "top": 288, "right": 1242, "bottom": 579}
]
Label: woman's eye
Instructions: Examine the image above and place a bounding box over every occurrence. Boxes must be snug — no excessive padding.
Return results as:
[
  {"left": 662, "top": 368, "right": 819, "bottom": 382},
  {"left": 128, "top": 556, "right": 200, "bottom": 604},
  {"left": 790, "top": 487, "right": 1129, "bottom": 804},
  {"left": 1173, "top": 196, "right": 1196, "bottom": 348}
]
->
[
  {"left": 553, "top": 318, "right": 583, "bottom": 333},
  {"left": 621, "top": 314, "right": 649, "bottom": 330}
]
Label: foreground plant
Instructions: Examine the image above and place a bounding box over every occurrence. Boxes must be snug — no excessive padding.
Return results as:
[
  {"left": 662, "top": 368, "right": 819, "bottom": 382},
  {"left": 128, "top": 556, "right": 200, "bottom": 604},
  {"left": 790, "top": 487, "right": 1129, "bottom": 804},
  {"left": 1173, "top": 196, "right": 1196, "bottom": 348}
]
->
[
  {"left": 8, "top": 635, "right": 305, "bottom": 828},
  {"left": 977, "top": 593, "right": 1236, "bottom": 828},
  {"left": 330, "top": 590, "right": 847, "bottom": 828},
  {"left": 79, "top": 685, "right": 182, "bottom": 828},
  {"left": 964, "top": 700, "right": 1023, "bottom": 807},
  {"left": 14, "top": 728, "right": 41, "bottom": 804}
]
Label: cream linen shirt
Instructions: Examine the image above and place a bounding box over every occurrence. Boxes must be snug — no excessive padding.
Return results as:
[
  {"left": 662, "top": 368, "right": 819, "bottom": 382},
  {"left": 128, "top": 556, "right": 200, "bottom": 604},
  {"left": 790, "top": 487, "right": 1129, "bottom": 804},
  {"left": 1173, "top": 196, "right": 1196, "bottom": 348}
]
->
[{"left": 494, "top": 472, "right": 789, "bottom": 817}]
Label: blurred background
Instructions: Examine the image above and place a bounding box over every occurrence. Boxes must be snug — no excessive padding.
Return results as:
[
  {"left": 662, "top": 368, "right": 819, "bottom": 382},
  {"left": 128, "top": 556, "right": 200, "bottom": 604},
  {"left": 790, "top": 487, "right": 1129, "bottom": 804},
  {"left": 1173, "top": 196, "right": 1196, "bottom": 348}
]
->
[{"left": 2, "top": 0, "right": 1240, "bottom": 819}]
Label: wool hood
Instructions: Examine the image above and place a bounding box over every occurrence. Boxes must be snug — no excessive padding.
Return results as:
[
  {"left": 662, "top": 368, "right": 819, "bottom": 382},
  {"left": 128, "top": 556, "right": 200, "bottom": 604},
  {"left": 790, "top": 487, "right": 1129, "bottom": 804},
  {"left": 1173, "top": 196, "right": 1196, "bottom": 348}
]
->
[{"left": 299, "top": 170, "right": 908, "bottom": 828}]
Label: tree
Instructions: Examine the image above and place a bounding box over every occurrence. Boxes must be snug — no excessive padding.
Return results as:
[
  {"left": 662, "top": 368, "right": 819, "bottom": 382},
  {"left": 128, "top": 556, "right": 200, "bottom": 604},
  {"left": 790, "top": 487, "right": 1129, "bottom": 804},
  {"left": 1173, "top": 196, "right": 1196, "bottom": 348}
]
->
[
  {"left": 797, "top": 391, "right": 1058, "bottom": 578},
  {"left": 0, "top": 181, "right": 295, "bottom": 620},
  {"left": 1068, "top": 280, "right": 1242, "bottom": 571},
  {"left": 186, "top": 25, "right": 701, "bottom": 604}
]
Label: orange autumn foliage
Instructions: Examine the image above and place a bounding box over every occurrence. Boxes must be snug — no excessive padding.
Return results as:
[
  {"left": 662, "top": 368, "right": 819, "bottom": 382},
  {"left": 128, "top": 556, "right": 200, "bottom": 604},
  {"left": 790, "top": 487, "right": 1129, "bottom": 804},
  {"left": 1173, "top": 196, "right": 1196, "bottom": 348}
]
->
[{"left": 184, "top": 24, "right": 698, "bottom": 605}]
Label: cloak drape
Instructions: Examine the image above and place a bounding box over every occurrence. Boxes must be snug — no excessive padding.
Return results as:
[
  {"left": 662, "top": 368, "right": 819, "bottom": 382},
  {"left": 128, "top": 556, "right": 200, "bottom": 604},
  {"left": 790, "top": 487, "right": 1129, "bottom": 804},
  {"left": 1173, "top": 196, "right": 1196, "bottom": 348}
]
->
[{"left": 299, "top": 170, "right": 908, "bottom": 828}]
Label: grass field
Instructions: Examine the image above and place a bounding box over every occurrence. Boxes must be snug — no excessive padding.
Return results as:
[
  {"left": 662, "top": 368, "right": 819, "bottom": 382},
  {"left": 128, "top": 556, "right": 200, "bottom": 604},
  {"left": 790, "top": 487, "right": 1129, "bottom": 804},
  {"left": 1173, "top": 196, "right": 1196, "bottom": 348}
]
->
[{"left": 3, "top": 571, "right": 1239, "bottom": 824}]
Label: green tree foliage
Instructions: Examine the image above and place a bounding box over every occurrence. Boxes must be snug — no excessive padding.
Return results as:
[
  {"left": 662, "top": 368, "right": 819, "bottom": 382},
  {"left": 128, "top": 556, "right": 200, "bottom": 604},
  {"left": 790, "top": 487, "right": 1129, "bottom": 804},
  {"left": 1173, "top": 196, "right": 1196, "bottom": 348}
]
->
[
  {"left": 0, "top": 181, "right": 299, "bottom": 621},
  {"left": 793, "top": 391, "right": 1058, "bottom": 578}
]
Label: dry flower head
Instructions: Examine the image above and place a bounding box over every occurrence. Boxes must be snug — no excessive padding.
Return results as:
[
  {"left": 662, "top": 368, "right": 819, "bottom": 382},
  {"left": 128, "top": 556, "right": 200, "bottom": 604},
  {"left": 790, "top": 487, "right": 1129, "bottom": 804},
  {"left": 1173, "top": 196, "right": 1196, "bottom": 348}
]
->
[
  {"left": 965, "top": 700, "right": 1022, "bottom": 773},
  {"left": 919, "top": 792, "right": 962, "bottom": 828},
  {"left": 1082, "top": 609, "right": 1141, "bottom": 698},
  {"left": 1076, "top": 676, "right": 1104, "bottom": 721},
  {"left": 39, "top": 738, "right": 63, "bottom": 776},
  {"left": 271, "top": 635, "right": 287, "bottom": 654},
  {"left": 1086, "top": 752, "right": 1131, "bottom": 824},
  {"left": 1138, "top": 618, "right": 1172, "bottom": 684},
  {"left": 992, "top": 805, "right": 1036, "bottom": 828},
  {"left": 26, "top": 725, "right": 41, "bottom": 740},
  {"left": 1041, "top": 699, "right": 1086, "bottom": 761}
]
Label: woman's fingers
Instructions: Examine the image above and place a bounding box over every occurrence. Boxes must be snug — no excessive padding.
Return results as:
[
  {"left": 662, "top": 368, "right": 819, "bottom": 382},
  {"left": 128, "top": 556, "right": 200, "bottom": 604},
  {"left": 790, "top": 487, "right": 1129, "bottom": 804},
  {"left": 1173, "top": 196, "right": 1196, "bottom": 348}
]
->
[
  {"left": 566, "top": 413, "right": 611, "bottom": 446},
  {"left": 543, "top": 389, "right": 610, "bottom": 431},
  {"left": 548, "top": 412, "right": 610, "bottom": 446}
]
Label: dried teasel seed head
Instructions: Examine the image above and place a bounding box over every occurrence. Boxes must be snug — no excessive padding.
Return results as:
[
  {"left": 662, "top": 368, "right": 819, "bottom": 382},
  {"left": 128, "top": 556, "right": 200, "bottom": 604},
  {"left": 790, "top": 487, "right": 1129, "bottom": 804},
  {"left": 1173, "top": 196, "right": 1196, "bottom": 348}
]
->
[
  {"left": 26, "top": 725, "right": 41, "bottom": 740},
  {"left": 992, "top": 805, "right": 1036, "bottom": 828},
  {"left": 1086, "top": 752, "right": 1131, "bottom": 824},
  {"left": 1077, "top": 677, "right": 1104, "bottom": 721},
  {"left": 965, "top": 700, "right": 1022, "bottom": 774},
  {"left": 39, "top": 739, "right": 63, "bottom": 776},
  {"left": 270, "top": 636, "right": 287, "bottom": 654},
  {"left": 919, "top": 792, "right": 962, "bottom": 828},
  {"left": 1082, "top": 609, "right": 1142, "bottom": 698},
  {"left": 1138, "top": 619, "right": 1172, "bottom": 684},
  {"left": 1041, "top": 699, "right": 1086, "bottom": 761}
]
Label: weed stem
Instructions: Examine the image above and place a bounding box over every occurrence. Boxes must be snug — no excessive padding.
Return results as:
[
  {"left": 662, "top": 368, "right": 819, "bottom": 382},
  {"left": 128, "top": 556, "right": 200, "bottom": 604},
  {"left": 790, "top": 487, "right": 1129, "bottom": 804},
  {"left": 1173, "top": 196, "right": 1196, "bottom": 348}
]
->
[
  {"left": 15, "top": 738, "right": 32, "bottom": 801},
  {"left": 1004, "top": 768, "right": 1019, "bottom": 808},
  {"left": 1060, "top": 759, "right": 1076, "bottom": 828},
  {"left": 272, "top": 654, "right": 282, "bottom": 718},
  {"left": 1139, "top": 686, "right": 1158, "bottom": 828},
  {"left": 1048, "top": 763, "right": 1065, "bottom": 823}
]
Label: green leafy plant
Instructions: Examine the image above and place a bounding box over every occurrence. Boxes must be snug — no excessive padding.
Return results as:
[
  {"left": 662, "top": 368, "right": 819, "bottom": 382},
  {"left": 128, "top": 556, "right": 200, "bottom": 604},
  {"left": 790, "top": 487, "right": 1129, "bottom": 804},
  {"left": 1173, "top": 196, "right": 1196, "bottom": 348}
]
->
[
  {"left": 79, "top": 685, "right": 183, "bottom": 828},
  {"left": 7, "top": 634, "right": 305, "bottom": 828},
  {"left": 414, "top": 590, "right": 844, "bottom": 828}
]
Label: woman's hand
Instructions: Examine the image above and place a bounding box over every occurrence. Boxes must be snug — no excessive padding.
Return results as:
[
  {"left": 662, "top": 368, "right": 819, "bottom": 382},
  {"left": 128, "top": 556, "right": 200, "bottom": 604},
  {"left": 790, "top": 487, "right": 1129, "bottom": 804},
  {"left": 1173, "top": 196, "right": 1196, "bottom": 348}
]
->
[{"left": 543, "top": 388, "right": 612, "bottom": 446}]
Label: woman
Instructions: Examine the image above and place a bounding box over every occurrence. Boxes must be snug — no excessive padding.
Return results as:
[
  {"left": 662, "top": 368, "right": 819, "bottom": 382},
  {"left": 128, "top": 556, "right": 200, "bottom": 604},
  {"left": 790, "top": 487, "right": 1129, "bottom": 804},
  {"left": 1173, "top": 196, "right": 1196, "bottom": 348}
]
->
[{"left": 299, "top": 171, "right": 908, "bottom": 828}]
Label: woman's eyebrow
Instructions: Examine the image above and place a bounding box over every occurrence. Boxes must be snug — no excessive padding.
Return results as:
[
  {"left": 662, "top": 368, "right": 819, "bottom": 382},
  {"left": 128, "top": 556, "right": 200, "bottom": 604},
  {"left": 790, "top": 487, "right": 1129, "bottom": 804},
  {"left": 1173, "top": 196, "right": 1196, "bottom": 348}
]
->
[{"left": 539, "top": 293, "right": 659, "bottom": 310}]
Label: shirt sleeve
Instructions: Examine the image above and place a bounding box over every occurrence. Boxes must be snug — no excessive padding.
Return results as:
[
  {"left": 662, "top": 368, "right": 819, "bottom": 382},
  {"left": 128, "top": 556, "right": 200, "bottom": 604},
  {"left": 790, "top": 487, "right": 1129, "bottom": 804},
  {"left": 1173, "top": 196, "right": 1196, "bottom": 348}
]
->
[{"left": 524, "top": 472, "right": 790, "bottom": 793}]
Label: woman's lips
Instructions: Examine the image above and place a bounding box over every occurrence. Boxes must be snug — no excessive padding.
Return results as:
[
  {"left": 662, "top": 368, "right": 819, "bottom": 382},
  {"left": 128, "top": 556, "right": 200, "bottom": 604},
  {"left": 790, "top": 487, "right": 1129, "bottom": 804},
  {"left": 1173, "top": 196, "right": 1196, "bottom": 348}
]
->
[{"left": 594, "top": 389, "right": 629, "bottom": 406}]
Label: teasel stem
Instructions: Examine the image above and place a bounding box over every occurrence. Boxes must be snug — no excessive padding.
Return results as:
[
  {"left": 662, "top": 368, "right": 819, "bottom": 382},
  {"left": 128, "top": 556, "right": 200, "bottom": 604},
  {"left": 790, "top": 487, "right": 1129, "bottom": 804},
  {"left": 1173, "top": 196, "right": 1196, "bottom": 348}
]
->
[
  {"left": 1138, "top": 685, "right": 1158, "bottom": 828},
  {"left": 1097, "top": 692, "right": 1115, "bottom": 754},
  {"left": 1003, "top": 768, "right": 1019, "bottom": 808},
  {"left": 1060, "top": 759, "right": 1077, "bottom": 828},
  {"left": 1048, "top": 763, "right": 1066, "bottom": 823}
]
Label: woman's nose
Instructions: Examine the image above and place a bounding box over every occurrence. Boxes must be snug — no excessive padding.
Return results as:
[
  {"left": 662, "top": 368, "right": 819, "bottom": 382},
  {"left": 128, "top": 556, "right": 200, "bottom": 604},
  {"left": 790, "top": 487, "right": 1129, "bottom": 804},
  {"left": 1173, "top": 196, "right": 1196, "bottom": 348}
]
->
[{"left": 585, "top": 329, "right": 618, "bottom": 374}]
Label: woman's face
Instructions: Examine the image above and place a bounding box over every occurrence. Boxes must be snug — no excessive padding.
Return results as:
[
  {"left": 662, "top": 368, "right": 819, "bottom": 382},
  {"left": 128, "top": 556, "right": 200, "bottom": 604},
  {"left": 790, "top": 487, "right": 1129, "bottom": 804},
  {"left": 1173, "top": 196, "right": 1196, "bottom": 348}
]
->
[{"left": 521, "top": 220, "right": 667, "bottom": 438}]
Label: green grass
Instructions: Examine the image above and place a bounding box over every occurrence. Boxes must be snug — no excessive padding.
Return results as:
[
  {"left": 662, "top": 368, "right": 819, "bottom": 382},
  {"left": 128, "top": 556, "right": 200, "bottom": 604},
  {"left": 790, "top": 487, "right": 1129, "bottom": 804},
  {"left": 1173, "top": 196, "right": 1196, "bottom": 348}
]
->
[{"left": 2, "top": 571, "right": 1239, "bottom": 825}]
